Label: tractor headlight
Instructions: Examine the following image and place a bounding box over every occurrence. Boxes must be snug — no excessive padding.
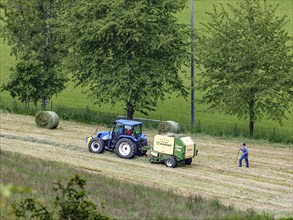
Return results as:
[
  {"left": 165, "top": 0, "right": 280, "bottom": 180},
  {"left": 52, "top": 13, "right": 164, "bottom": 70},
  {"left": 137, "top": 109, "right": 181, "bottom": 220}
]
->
[{"left": 86, "top": 137, "right": 92, "bottom": 144}]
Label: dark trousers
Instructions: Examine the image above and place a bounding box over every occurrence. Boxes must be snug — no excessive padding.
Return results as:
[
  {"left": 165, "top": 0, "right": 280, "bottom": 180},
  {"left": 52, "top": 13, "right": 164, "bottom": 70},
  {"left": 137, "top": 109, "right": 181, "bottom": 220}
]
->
[{"left": 239, "top": 154, "right": 249, "bottom": 167}]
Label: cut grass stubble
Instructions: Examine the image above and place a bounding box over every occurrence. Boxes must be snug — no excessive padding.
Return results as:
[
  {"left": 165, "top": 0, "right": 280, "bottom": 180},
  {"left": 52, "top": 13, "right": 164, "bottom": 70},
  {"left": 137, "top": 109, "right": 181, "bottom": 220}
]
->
[{"left": 0, "top": 113, "right": 292, "bottom": 219}]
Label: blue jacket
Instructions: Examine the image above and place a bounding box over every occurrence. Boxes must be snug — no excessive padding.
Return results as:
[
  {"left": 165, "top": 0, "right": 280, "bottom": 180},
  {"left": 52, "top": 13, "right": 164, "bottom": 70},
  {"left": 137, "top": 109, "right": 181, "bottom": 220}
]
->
[{"left": 241, "top": 146, "right": 248, "bottom": 156}]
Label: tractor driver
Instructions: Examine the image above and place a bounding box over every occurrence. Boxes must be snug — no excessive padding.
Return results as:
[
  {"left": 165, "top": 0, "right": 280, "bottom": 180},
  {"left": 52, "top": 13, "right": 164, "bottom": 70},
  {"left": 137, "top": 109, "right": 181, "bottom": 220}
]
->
[{"left": 125, "top": 125, "right": 133, "bottom": 135}]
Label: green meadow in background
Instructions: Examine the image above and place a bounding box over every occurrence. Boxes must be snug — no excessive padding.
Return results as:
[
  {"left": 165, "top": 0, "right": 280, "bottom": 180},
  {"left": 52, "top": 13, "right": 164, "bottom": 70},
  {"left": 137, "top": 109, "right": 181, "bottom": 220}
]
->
[{"left": 1, "top": 0, "right": 292, "bottom": 142}]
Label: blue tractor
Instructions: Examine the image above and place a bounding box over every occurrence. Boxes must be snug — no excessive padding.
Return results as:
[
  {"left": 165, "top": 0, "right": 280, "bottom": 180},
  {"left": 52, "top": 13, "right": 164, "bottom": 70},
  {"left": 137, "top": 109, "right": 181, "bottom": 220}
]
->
[{"left": 86, "top": 119, "right": 148, "bottom": 159}]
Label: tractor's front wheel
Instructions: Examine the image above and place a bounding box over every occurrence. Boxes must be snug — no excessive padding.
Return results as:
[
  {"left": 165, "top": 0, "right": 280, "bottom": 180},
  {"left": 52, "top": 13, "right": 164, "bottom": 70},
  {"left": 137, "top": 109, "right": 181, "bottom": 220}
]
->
[
  {"left": 165, "top": 156, "right": 177, "bottom": 168},
  {"left": 184, "top": 158, "right": 192, "bottom": 165},
  {"left": 115, "top": 138, "right": 136, "bottom": 159},
  {"left": 88, "top": 138, "right": 105, "bottom": 154}
]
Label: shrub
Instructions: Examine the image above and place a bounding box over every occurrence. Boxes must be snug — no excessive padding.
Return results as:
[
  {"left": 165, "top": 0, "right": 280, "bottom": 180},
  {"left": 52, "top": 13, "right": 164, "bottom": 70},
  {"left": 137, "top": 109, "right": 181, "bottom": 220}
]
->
[{"left": 12, "top": 175, "right": 109, "bottom": 220}]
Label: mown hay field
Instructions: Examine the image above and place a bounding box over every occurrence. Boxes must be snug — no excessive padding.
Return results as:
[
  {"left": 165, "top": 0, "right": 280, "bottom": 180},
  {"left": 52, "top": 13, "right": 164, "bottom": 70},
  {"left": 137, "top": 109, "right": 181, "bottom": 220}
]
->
[{"left": 0, "top": 113, "right": 292, "bottom": 218}]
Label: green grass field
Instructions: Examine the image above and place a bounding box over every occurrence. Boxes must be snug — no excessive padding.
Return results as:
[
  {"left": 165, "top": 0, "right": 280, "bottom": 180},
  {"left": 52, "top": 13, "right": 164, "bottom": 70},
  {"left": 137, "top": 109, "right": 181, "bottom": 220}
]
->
[{"left": 0, "top": 0, "right": 292, "bottom": 142}]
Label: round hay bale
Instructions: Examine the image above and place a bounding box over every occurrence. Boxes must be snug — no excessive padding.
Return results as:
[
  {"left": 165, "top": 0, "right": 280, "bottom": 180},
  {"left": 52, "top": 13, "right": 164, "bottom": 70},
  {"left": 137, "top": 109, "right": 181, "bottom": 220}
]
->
[
  {"left": 157, "top": 121, "right": 180, "bottom": 134},
  {"left": 35, "top": 111, "right": 59, "bottom": 129}
]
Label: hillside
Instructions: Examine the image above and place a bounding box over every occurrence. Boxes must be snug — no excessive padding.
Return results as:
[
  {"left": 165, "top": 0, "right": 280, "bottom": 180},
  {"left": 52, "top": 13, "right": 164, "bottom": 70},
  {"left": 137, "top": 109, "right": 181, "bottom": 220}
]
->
[{"left": 0, "top": 112, "right": 292, "bottom": 218}]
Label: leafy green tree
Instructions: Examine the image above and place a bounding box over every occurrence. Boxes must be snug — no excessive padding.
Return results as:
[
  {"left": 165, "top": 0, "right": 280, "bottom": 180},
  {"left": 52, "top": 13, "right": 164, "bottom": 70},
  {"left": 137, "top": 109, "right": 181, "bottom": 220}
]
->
[
  {"left": 196, "top": 0, "right": 293, "bottom": 136},
  {"left": 60, "top": 0, "right": 189, "bottom": 119},
  {"left": 1, "top": 0, "right": 67, "bottom": 109},
  {"left": 12, "top": 175, "right": 109, "bottom": 220}
]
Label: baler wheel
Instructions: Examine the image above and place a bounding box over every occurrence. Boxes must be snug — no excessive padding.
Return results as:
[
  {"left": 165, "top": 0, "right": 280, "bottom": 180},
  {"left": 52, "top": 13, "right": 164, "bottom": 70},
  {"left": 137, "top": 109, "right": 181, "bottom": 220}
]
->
[
  {"left": 184, "top": 158, "right": 193, "bottom": 165},
  {"left": 88, "top": 138, "right": 105, "bottom": 154},
  {"left": 165, "top": 156, "right": 177, "bottom": 168}
]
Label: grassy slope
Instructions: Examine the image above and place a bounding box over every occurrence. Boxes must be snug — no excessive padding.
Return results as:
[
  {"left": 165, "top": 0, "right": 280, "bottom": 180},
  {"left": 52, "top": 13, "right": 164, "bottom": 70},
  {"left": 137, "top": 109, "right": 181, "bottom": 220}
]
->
[
  {"left": 0, "top": 0, "right": 292, "bottom": 139},
  {"left": 0, "top": 151, "right": 272, "bottom": 220}
]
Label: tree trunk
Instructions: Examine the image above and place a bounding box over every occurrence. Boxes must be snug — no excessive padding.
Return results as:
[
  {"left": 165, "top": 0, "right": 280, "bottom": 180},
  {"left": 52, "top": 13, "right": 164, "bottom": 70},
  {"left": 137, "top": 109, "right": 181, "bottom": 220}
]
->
[
  {"left": 126, "top": 103, "right": 134, "bottom": 120},
  {"left": 249, "top": 120, "right": 254, "bottom": 137},
  {"left": 42, "top": 96, "right": 47, "bottom": 110},
  {"left": 249, "top": 99, "right": 255, "bottom": 136}
]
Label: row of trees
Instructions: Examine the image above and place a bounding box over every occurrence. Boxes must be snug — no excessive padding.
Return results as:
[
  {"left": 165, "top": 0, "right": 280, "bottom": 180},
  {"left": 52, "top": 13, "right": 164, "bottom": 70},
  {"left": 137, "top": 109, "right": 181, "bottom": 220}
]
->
[
  {"left": 1, "top": 0, "right": 189, "bottom": 118},
  {"left": 1, "top": 0, "right": 292, "bottom": 135}
]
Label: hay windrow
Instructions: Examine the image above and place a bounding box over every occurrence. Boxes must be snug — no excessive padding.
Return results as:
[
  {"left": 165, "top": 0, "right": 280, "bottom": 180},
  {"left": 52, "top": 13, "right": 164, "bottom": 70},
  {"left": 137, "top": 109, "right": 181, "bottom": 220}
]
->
[
  {"left": 35, "top": 111, "right": 59, "bottom": 129},
  {"left": 157, "top": 121, "right": 180, "bottom": 134}
]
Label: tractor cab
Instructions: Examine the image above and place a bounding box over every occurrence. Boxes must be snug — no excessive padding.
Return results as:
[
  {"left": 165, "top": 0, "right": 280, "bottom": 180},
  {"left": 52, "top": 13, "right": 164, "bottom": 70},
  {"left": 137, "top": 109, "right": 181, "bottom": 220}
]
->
[{"left": 111, "top": 119, "right": 143, "bottom": 140}]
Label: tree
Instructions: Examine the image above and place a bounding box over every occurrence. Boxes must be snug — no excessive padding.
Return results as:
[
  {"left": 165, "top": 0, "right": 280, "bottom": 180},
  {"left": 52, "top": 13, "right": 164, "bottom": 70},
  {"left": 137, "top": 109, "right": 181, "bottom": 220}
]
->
[
  {"left": 1, "top": 0, "right": 67, "bottom": 109},
  {"left": 60, "top": 0, "right": 189, "bottom": 119},
  {"left": 196, "top": 0, "right": 293, "bottom": 136}
]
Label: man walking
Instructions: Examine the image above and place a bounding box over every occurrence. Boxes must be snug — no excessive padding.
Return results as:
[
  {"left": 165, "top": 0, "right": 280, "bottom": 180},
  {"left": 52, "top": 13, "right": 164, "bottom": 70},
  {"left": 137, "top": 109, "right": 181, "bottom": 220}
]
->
[{"left": 239, "top": 142, "right": 249, "bottom": 168}]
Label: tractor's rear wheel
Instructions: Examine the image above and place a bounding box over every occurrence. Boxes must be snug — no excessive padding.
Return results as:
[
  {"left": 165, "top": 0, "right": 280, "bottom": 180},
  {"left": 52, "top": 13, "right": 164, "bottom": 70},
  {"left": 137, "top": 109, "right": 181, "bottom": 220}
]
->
[
  {"left": 165, "top": 156, "right": 177, "bottom": 168},
  {"left": 88, "top": 138, "right": 105, "bottom": 154},
  {"left": 115, "top": 138, "right": 136, "bottom": 159},
  {"left": 185, "top": 158, "right": 193, "bottom": 165}
]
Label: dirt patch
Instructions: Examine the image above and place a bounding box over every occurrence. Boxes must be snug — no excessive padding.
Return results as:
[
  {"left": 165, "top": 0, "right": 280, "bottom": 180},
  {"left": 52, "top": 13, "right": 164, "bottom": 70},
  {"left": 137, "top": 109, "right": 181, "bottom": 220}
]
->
[{"left": 1, "top": 113, "right": 292, "bottom": 218}]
